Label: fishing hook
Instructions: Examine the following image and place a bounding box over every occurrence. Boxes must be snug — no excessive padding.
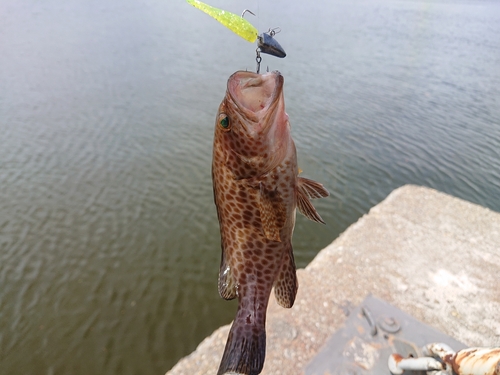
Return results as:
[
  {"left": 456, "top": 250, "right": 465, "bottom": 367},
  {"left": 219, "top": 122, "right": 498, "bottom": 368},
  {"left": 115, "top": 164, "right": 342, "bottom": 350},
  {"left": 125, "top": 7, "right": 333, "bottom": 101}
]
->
[
  {"left": 256, "top": 49, "right": 262, "bottom": 74},
  {"left": 241, "top": 9, "right": 255, "bottom": 18}
]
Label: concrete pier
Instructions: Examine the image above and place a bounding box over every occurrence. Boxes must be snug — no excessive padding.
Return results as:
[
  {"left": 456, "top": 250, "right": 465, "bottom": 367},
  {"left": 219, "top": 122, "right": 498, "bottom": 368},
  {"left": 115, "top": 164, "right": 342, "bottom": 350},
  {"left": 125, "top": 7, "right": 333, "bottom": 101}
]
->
[{"left": 166, "top": 185, "right": 500, "bottom": 375}]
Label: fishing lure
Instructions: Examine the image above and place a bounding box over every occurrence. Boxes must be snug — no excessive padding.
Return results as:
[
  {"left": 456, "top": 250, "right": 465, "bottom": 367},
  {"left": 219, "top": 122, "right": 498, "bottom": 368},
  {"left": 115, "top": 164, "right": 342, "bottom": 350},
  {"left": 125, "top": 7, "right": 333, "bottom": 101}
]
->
[
  {"left": 186, "top": 0, "right": 258, "bottom": 43},
  {"left": 257, "top": 28, "right": 286, "bottom": 58},
  {"left": 255, "top": 27, "right": 286, "bottom": 73}
]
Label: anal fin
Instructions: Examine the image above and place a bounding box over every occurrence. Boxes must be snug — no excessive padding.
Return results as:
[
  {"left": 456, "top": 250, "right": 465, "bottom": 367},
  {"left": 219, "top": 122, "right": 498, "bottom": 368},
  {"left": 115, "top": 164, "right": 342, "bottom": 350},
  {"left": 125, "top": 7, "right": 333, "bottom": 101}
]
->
[
  {"left": 296, "top": 177, "right": 329, "bottom": 224},
  {"left": 273, "top": 246, "right": 298, "bottom": 308}
]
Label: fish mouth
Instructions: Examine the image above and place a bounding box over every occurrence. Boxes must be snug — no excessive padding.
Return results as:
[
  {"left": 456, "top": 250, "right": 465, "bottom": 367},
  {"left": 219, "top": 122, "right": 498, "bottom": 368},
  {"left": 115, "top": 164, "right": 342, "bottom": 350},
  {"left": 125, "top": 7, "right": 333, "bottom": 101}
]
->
[{"left": 227, "top": 70, "right": 284, "bottom": 133}]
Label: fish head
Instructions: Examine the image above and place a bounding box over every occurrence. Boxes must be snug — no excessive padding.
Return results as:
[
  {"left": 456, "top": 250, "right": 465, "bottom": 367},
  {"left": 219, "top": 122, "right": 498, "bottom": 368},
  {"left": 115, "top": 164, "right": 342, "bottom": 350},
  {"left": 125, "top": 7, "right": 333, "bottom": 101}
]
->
[{"left": 214, "top": 70, "right": 292, "bottom": 180}]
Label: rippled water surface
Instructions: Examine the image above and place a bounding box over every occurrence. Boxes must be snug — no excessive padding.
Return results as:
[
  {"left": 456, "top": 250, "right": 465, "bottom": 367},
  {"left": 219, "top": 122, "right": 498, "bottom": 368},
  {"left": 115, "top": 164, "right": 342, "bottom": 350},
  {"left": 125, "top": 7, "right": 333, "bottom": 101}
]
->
[{"left": 1, "top": 0, "right": 499, "bottom": 374}]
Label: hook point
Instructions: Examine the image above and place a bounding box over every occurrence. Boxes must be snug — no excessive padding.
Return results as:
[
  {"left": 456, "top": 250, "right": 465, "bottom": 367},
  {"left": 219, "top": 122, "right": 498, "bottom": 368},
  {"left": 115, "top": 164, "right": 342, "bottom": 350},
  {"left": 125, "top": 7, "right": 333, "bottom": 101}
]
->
[{"left": 241, "top": 9, "right": 256, "bottom": 18}]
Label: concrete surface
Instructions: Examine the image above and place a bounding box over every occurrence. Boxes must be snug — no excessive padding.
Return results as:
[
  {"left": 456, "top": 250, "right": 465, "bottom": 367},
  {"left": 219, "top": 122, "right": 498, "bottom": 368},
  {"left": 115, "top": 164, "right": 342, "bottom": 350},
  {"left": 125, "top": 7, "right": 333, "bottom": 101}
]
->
[{"left": 166, "top": 185, "right": 500, "bottom": 375}]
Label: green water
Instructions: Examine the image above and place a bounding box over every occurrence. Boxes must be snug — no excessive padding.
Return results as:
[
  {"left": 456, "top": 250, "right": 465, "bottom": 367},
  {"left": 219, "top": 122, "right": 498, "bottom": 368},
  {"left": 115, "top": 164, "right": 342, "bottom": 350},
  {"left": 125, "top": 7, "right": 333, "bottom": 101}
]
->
[{"left": 1, "top": 0, "right": 499, "bottom": 374}]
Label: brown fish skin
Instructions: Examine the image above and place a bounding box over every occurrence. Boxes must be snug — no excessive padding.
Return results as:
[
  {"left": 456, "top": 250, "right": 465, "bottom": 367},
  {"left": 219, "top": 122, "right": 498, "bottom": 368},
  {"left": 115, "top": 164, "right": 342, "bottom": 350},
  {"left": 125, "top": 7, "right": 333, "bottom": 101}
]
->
[{"left": 212, "top": 71, "right": 328, "bottom": 375}]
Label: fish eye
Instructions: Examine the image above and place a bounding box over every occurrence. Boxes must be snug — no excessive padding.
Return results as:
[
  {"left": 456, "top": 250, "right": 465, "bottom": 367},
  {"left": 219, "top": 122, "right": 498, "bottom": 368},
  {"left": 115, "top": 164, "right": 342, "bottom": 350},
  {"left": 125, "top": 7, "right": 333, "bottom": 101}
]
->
[{"left": 219, "top": 114, "right": 230, "bottom": 130}]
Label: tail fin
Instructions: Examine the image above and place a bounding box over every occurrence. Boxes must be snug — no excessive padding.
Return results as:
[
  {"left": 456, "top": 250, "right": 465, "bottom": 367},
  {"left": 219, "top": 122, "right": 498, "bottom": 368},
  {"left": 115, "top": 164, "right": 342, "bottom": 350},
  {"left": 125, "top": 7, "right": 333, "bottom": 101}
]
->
[{"left": 217, "top": 319, "right": 266, "bottom": 375}]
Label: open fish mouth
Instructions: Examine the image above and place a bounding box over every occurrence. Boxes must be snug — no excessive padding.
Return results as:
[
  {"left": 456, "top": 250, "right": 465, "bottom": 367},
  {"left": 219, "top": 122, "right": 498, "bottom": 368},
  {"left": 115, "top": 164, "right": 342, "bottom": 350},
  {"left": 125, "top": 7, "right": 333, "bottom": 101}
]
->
[{"left": 227, "top": 71, "right": 284, "bottom": 120}]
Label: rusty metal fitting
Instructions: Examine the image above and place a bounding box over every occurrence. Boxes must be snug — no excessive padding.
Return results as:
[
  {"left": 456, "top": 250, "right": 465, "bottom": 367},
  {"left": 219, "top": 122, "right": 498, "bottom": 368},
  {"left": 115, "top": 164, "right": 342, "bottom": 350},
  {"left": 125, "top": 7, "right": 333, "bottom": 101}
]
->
[
  {"left": 388, "top": 353, "right": 443, "bottom": 374},
  {"left": 423, "top": 342, "right": 455, "bottom": 359},
  {"left": 446, "top": 347, "right": 500, "bottom": 375}
]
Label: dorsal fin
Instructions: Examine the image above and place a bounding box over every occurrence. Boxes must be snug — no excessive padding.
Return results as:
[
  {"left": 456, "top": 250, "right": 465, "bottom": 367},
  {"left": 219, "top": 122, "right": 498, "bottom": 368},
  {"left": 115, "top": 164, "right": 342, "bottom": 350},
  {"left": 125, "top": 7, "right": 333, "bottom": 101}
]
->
[
  {"left": 296, "top": 177, "right": 328, "bottom": 224},
  {"left": 258, "top": 182, "right": 286, "bottom": 242}
]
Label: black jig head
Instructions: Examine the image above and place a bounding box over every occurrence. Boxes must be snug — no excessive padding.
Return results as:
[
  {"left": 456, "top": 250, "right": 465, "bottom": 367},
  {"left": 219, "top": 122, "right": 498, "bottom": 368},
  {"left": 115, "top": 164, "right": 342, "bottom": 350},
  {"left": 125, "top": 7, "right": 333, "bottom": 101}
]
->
[{"left": 257, "top": 28, "right": 286, "bottom": 58}]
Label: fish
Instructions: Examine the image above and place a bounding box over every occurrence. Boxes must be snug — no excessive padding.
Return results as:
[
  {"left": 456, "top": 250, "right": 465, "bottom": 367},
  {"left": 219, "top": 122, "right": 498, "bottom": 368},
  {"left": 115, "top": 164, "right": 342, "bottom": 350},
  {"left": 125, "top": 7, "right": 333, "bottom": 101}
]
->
[{"left": 212, "top": 70, "right": 329, "bottom": 375}]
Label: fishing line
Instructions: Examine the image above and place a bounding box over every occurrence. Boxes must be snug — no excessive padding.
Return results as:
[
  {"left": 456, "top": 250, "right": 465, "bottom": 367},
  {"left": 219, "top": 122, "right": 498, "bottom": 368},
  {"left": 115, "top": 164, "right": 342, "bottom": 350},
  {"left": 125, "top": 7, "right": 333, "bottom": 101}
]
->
[{"left": 257, "top": 0, "right": 260, "bottom": 34}]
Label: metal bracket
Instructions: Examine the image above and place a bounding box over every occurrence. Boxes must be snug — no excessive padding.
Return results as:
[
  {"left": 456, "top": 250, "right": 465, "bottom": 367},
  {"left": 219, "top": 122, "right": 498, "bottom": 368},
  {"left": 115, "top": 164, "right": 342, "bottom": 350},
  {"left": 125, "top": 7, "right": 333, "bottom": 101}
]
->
[{"left": 305, "top": 295, "right": 467, "bottom": 375}]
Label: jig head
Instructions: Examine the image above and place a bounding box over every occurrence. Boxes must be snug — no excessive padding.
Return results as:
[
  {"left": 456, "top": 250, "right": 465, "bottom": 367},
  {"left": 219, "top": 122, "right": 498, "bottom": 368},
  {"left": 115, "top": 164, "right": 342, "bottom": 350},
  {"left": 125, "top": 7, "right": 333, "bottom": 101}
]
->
[
  {"left": 255, "top": 27, "right": 286, "bottom": 73},
  {"left": 257, "top": 28, "right": 286, "bottom": 58}
]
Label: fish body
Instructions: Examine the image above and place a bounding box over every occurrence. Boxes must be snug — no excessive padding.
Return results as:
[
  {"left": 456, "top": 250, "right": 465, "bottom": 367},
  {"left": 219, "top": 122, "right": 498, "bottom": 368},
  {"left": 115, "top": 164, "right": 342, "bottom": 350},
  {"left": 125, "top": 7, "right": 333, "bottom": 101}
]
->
[{"left": 212, "top": 71, "right": 328, "bottom": 375}]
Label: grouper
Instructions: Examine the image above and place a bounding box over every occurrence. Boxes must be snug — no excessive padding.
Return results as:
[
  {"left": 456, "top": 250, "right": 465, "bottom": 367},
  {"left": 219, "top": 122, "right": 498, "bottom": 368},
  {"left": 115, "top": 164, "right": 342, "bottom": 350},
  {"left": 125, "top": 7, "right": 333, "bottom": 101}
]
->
[{"left": 212, "top": 70, "right": 329, "bottom": 375}]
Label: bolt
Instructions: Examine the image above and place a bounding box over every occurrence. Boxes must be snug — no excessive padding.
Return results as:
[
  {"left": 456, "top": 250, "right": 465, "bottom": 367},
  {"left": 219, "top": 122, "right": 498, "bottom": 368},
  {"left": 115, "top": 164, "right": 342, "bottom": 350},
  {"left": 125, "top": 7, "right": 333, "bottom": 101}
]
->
[{"left": 378, "top": 316, "right": 401, "bottom": 333}]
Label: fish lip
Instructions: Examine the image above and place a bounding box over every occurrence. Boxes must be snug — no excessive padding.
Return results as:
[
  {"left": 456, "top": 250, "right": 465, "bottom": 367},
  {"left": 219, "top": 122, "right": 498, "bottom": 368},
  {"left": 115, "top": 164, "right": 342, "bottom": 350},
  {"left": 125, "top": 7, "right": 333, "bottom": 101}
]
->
[{"left": 227, "top": 70, "right": 284, "bottom": 134}]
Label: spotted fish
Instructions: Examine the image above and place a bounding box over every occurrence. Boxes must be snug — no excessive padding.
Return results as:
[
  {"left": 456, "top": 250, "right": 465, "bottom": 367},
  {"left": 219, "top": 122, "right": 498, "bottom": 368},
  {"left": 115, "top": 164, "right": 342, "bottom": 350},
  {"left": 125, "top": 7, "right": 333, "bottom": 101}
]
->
[{"left": 212, "top": 70, "right": 329, "bottom": 375}]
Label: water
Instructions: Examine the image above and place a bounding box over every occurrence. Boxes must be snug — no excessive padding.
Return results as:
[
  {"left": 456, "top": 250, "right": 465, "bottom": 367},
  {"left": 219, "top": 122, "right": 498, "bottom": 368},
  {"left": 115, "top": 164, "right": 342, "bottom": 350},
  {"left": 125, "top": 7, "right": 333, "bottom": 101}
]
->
[{"left": 1, "top": 0, "right": 499, "bottom": 374}]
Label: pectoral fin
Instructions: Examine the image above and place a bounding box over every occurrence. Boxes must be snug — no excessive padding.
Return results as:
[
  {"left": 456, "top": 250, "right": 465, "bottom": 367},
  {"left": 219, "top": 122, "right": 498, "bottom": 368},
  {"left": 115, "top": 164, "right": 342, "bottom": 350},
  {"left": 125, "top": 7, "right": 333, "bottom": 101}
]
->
[
  {"left": 297, "top": 177, "right": 329, "bottom": 199},
  {"left": 273, "top": 245, "right": 298, "bottom": 308},
  {"left": 296, "top": 177, "right": 329, "bottom": 224},
  {"left": 258, "top": 183, "right": 286, "bottom": 242}
]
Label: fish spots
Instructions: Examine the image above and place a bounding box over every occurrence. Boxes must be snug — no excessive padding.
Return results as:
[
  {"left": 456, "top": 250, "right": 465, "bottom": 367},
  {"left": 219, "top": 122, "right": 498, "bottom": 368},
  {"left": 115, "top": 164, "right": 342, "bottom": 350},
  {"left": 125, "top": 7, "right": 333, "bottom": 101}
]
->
[
  {"left": 265, "top": 254, "right": 276, "bottom": 262},
  {"left": 242, "top": 210, "right": 253, "bottom": 221},
  {"left": 253, "top": 249, "right": 263, "bottom": 256},
  {"left": 265, "top": 242, "right": 279, "bottom": 250},
  {"left": 231, "top": 268, "right": 240, "bottom": 281},
  {"left": 237, "top": 166, "right": 248, "bottom": 177}
]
